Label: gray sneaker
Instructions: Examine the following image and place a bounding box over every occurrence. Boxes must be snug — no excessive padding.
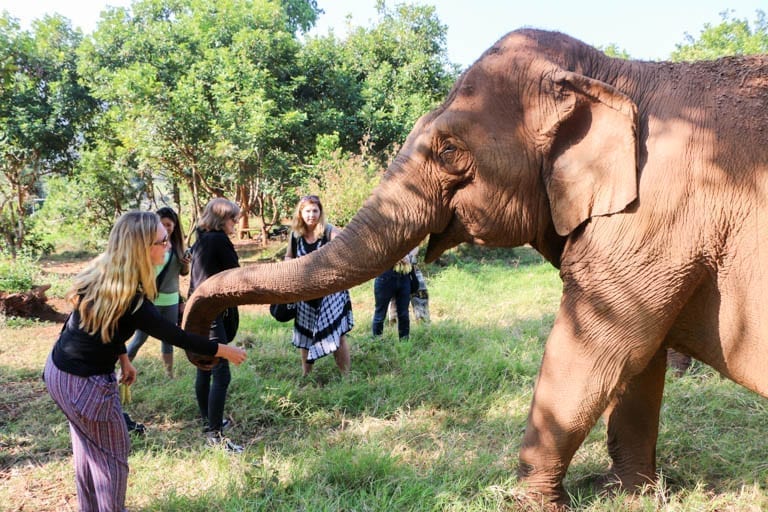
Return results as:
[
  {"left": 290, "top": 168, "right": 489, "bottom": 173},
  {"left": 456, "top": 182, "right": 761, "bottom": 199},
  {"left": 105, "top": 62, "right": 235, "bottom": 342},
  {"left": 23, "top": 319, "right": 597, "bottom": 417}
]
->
[
  {"left": 202, "top": 417, "right": 233, "bottom": 433},
  {"left": 205, "top": 432, "right": 243, "bottom": 454}
]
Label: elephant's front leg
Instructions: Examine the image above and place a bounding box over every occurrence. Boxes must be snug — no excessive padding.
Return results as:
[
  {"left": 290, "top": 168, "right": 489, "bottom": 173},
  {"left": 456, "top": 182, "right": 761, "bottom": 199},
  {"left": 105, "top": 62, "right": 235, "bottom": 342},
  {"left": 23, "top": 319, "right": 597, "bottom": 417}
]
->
[
  {"left": 517, "top": 315, "right": 663, "bottom": 504},
  {"left": 603, "top": 346, "right": 666, "bottom": 489}
]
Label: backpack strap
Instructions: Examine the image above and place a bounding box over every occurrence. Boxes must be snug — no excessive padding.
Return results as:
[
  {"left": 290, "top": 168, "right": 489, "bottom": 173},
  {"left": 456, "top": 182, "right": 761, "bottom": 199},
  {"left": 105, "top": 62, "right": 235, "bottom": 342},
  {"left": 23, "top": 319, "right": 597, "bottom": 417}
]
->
[{"left": 322, "top": 223, "right": 333, "bottom": 243}]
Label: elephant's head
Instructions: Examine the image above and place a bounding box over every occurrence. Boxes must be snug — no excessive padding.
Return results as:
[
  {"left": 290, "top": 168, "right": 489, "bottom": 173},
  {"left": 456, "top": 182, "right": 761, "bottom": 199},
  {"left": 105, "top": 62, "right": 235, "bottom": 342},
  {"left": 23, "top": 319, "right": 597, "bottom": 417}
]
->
[{"left": 183, "top": 29, "right": 640, "bottom": 363}]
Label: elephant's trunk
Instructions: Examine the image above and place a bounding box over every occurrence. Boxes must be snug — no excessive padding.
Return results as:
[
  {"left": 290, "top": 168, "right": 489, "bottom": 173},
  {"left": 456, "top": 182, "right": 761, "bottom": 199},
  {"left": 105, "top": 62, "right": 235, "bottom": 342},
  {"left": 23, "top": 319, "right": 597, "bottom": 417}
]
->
[{"left": 182, "top": 160, "right": 447, "bottom": 337}]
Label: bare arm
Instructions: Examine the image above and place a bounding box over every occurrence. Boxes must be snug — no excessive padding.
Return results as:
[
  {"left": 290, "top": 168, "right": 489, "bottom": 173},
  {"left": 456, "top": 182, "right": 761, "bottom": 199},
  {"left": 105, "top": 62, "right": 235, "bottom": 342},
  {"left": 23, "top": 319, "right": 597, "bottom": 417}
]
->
[
  {"left": 284, "top": 234, "right": 295, "bottom": 260},
  {"left": 179, "top": 250, "right": 191, "bottom": 276}
]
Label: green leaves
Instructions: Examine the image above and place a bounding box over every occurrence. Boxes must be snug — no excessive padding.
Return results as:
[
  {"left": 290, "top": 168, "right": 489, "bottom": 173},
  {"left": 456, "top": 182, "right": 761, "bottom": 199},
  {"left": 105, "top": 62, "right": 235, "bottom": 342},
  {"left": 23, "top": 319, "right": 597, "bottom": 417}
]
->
[
  {"left": 4, "top": 0, "right": 457, "bottom": 251},
  {"left": 0, "top": 13, "right": 95, "bottom": 251},
  {"left": 671, "top": 9, "right": 768, "bottom": 61},
  {"left": 78, "top": 0, "right": 309, "bottom": 214}
]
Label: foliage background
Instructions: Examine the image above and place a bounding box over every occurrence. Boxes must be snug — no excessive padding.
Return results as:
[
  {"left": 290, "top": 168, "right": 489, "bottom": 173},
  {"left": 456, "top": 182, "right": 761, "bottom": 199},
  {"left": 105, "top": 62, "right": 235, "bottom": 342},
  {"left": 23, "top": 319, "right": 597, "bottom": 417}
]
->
[
  {"left": 2, "top": 3, "right": 765, "bottom": 257},
  {"left": 2, "top": 0, "right": 459, "bottom": 253}
]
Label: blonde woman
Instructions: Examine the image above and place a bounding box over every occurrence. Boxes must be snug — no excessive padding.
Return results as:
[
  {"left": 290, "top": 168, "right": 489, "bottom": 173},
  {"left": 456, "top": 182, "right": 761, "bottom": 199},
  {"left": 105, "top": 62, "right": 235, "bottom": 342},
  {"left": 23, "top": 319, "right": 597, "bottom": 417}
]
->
[
  {"left": 284, "top": 195, "right": 353, "bottom": 376},
  {"left": 43, "top": 211, "right": 246, "bottom": 512}
]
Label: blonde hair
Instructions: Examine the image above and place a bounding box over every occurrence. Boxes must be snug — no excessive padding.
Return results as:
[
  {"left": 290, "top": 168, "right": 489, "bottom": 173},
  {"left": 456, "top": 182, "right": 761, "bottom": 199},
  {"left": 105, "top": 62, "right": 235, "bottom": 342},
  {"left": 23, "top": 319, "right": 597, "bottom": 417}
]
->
[
  {"left": 66, "top": 211, "right": 160, "bottom": 343},
  {"left": 197, "top": 198, "right": 240, "bottom": 232},
  {"left": 290, "top": 195, "right": 327, "bottom": 238}
]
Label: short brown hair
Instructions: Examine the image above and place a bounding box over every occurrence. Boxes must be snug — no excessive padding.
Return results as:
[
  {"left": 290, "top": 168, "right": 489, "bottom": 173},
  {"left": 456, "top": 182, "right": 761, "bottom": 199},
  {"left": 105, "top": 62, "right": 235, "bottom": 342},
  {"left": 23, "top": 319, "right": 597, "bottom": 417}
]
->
[{"left": 197, "top": 198, "right": 240, "bottom": 232}]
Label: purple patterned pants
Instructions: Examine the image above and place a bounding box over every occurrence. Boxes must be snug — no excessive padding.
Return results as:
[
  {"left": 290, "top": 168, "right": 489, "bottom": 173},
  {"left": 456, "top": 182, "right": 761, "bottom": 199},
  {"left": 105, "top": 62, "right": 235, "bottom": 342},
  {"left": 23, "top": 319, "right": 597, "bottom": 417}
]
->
[{"left": 44, "top": 356, "right": 129, "bottom": 512}]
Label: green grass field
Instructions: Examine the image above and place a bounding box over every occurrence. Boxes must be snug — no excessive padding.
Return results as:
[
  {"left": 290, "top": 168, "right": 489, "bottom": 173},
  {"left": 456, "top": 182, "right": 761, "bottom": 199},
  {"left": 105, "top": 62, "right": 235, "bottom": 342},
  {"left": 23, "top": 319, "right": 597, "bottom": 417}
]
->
[{"left": 2, "top": 246, "right": 767, "bottom": 511}]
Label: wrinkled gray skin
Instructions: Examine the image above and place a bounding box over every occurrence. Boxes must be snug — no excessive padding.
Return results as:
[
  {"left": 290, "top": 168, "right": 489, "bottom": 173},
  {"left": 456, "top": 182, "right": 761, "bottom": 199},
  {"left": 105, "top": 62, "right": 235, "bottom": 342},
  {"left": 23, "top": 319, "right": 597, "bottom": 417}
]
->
[{"left": 184, "top": 29, "right": 768, "bottom": 505}]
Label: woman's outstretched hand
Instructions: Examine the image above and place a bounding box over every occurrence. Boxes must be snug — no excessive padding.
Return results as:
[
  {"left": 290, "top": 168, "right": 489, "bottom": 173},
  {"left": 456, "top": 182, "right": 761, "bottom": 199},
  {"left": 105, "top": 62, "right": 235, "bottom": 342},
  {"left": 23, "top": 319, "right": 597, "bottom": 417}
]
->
[{"left": 216, "top": 344, "right": 247, "bottom": 365}]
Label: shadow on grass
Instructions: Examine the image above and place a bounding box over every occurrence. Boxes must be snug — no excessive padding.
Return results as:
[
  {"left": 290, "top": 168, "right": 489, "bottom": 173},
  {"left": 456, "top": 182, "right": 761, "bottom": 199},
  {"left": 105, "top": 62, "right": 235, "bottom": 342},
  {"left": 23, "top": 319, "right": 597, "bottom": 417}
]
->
[
  {"left": 5, "top": 298, "right": 768, "bottom": 509},
  {"left": 242, "top": 310, "right": 768, "bottom": 509}
]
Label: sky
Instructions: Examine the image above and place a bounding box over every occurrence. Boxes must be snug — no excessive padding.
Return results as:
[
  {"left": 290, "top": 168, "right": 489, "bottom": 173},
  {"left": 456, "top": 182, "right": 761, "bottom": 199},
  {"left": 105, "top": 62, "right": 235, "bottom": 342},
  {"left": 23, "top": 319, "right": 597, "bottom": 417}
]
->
[{"left": 1, "top": 0, "right": 765, "bottom": 66}]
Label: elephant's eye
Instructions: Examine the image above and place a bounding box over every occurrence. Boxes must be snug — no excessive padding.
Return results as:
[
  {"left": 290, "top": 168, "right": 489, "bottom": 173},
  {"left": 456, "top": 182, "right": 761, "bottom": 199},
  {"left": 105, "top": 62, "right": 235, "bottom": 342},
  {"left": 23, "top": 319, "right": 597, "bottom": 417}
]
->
[
  {"left": 438, "top": 141, "right": 469, "bottom": 176},
  {"left": 439, "top": 143, "right": 459, "bottom": 167}
]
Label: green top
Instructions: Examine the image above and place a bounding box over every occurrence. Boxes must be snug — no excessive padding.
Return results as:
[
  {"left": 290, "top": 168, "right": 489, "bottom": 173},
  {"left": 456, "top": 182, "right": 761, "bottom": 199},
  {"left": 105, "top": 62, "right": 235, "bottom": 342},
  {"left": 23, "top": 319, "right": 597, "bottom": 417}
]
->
[{"left": 154, "top": 250, "right": 184, "bottom": 306}]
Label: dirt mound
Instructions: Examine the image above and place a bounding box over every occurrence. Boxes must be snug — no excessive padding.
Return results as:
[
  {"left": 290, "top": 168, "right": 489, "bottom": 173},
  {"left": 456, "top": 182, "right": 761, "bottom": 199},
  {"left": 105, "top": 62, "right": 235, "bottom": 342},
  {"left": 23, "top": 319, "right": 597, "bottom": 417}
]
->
[{"left": 0, "top": 284, "right": 68, "bottom": 322}]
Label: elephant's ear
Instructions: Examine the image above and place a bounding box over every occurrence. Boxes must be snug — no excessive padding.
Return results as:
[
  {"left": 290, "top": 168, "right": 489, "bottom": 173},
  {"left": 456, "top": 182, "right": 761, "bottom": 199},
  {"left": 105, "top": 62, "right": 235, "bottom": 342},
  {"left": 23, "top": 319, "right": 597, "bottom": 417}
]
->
[{"left": 541, "top": 70, "right": 639, "bottom": 236}]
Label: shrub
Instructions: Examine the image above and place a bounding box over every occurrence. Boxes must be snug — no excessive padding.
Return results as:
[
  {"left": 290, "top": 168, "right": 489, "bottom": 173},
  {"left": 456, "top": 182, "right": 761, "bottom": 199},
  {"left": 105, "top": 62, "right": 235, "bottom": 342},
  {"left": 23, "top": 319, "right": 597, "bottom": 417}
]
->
[
  {"left": 28, "top": 176, "right": 111, "bottom": 253},
  {"left": 0, "top": 249, "right": 42, "bottom": 293},
  {"left": 309, "top": 133, "right": 384, "bottom": 227}
]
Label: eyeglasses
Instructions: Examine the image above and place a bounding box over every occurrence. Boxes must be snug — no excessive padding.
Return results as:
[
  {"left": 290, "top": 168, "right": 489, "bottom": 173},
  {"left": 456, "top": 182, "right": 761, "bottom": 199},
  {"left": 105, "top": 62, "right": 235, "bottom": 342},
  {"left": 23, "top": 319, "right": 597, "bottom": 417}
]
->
[{"left": 152, "top": 235, "right": 168, "bottom": 247}]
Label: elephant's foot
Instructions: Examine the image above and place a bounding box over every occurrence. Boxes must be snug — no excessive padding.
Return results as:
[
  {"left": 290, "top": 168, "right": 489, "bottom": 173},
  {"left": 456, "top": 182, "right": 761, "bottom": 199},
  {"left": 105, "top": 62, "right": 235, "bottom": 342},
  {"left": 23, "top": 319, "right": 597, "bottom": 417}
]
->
[
  {"left": 517, "top": 462, "right": 571, "bottom": 508},
  {"left": 504, "top": 489, "right": 570, "bottom": 512},
  {"left": 565, "top": 468, "right": 656, "bottom": 508},
  {"left": 608, "top": 466, "right": 656, "bottom": 491}
]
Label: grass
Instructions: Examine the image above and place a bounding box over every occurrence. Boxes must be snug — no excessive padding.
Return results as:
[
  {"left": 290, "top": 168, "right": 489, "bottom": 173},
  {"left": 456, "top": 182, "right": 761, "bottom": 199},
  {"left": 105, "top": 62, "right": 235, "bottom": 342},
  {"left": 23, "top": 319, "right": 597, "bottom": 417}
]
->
[{"left": 2, "top": 246, "right": 768, "bottom": 511}]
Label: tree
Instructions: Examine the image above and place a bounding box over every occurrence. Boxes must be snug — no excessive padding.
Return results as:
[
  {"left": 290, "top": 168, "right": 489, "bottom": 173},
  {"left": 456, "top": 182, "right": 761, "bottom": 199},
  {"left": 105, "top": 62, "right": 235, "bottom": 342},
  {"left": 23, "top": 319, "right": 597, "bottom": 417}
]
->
[
  {"left": 0, "top": 14, "right": 96, "bottom": 253},
  {"left": 308, "top": 132, "right": 384, "bottom": 226},
  {"left": 671, "top": 9, "right": 768, "bottom": 61},
  {"left": 4, "top": 0, "right": 458, "bottom": 251},
  {"left": 600, "top": 44, "right": 631, "bottom": 59},
  {"left": 77, "top": 0, "right": 320, "bottom": 238},
  {"left": 294, "top": 0, "right": 458, "bottom": 219},
  {"left": 331, "top": 1, "right": 458, "bottom": 154}
]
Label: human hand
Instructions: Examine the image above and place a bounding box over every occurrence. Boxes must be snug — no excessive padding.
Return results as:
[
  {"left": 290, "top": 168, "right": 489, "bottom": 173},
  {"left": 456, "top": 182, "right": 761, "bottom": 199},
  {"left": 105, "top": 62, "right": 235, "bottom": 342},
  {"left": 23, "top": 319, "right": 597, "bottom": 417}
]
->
[
  {"left": 216, "top": 344, "right": 247, "bottom": 366},
  {"left": 119, "top": 361, "right": 137, "bottom": 385}
]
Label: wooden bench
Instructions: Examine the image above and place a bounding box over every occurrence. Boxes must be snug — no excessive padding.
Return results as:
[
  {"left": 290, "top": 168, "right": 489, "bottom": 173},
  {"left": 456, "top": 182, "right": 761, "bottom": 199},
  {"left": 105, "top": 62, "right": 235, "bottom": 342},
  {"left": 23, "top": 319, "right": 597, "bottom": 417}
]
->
[
  {"left": 268, "top": 227, "right": 289, "bottom": 242},
  {"left": 238, "top": 228, "right": 263, "bottom": 243}
]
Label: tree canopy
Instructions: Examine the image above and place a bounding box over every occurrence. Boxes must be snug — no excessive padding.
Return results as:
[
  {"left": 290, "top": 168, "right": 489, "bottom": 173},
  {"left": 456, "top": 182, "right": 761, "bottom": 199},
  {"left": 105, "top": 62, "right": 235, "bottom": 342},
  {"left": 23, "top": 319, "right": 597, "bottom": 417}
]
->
[
  {"left": 0, "top": 14, "right": 96, "bottom": 252},
  {"left": 6, "top": 3, "right": 765, "bottom": 255},
  {"left": 671, "top": 9, "right": 768, "bottom": 61}
]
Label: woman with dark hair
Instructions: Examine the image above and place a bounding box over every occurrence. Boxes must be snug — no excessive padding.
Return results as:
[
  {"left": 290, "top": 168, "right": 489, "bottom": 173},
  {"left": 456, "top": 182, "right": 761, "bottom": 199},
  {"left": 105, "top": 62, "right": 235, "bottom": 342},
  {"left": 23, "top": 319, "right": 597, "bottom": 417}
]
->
[
  {"left": 284, "top": 195, "right": 353, "bottom": 376},
  {"left": 43, "top": 211, "right": 246, "bottom": 512},
  {"left": 127, "top": 207, "right": 190, "bottom": 378},
  {"left": 188, "top": 198, "right": 243, "bottom": 452}
]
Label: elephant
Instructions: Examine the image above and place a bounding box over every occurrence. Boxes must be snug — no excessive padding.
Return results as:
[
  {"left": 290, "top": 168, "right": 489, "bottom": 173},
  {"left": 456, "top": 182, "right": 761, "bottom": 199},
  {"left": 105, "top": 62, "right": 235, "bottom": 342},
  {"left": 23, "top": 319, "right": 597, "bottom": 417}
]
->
[{"left": 183, "top": 29, "right": 768, "bottom": 505}]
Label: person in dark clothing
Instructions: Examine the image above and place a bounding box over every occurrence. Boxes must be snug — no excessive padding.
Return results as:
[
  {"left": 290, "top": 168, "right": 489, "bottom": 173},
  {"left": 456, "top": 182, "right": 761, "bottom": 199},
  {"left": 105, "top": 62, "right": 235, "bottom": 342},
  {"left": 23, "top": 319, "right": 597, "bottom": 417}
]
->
[
  {"left": 388, "top": 248, "right": 430, "bottom": 324},
  {"left": 373, "top": 247, "right": 418, "bottom": 339},
  {"left": 188, "top": 197, "right": 243, "bottom": 452},
  {"left": 43, "top": 211, "right": 246, "bottom": 512}
]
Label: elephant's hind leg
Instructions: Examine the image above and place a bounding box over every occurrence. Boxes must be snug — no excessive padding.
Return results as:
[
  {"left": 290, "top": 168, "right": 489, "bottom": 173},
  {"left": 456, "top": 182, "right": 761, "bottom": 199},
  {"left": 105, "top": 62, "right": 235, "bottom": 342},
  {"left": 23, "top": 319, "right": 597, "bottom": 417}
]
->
[{"left": 603, "top": 347, "right": 666, "bottom": 490}]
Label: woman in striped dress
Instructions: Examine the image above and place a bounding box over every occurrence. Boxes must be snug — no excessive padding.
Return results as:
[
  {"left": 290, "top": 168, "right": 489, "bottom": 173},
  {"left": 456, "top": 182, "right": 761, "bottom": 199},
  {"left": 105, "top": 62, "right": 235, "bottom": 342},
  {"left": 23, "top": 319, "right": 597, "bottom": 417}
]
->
[
  {"left": 284, "top": 195, "right": 353, "bottom": 376},
  {"left": 43, "top": 211, "right": 246, "bottom": 512}
]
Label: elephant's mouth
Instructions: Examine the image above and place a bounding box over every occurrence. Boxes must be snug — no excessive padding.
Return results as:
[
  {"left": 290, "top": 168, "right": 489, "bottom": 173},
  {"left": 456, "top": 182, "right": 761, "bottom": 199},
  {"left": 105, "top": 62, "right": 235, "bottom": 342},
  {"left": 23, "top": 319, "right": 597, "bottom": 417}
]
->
[{"left": 424, "top": 217, "right": 472, "bottom": 263}]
